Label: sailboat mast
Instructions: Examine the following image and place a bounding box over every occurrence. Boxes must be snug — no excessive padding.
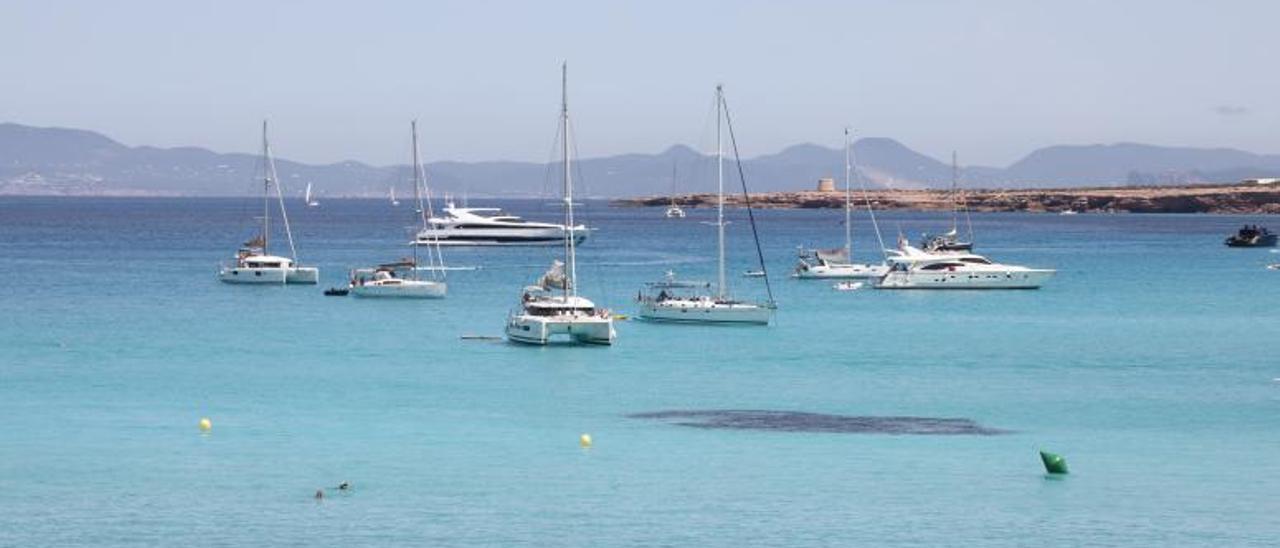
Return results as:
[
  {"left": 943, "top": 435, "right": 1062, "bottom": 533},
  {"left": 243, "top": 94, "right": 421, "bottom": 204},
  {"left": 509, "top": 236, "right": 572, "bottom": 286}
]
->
[
  {"left": 562, "top": 63, "right": 578, "bottom": 299},
  {"left": 716, "top": 85, "right": 726, "bottom": 299},
  {"left": 261, "top": 120, "right": 270, "bottom": 254},
  {"left": 264, "top": 121, "right": 299, "bottom": 262},
  {"left": 844, "top": 127, "right": 853, "bottom": 260},
  {"left": 951, "top": 150, "right": 959, "bottom": 234}
]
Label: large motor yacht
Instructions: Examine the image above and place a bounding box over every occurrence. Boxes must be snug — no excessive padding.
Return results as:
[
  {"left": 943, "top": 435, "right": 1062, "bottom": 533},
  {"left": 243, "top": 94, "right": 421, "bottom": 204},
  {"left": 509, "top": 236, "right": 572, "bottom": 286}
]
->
[
  {"left": 414, "top": 203, "right": 588, "bottom": 247},
  {"left": 876, "top": 243, "right": 1055, "bottom": 289}
]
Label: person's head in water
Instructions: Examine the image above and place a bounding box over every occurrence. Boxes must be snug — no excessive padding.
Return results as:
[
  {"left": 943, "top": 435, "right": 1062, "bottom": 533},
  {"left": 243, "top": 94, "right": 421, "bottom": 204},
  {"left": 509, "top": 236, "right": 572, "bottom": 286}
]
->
[
  {"left": 314, "top": 489, "right": 324, "bottom": 500},
  {"left": 338, "top": 482, "right": 350, "bottom": 491}
]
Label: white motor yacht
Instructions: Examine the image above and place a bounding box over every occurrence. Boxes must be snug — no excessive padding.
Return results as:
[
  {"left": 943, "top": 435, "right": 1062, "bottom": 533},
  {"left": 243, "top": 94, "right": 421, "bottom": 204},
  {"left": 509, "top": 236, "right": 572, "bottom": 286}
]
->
[
  {"left": 794, "top": 128, "right": 889, "bottom": 280},
  {"left": 414, "top": 204, "right": 588, "bottom": 247},
  {"left": 637, "top": 85, "right": 775, "bottom": 325},
  {"left": 218, "top": 121, "right": 319, "bottom": 285},
  {"left": 505, "top": 64, "right": 615, "bottom": 345},
  {"left": 876, "top": 244, "right": 1055, "bottom": 289}
]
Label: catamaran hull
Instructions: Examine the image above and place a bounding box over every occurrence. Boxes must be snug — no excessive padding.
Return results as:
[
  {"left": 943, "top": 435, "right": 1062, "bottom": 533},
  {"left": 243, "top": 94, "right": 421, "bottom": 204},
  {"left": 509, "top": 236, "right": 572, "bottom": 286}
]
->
[
  {"left": 794, "top": 263, "right": 889, "bottom": 280},
  {"left": 876, "top": 269, "right": 1055, "bottom": 289},
  {"left": 219, "top": 267, "right": 287, "bottom": 284},
  {"left": 351, "top": 282, "right": 446, "bottom": 299},
  {"left": 637, "top": 302, "right": 772, "bottom": 324},
  {"left": 285, "top": 267, "right": 319, "bottom": 284},
  {"left": 505, "top": 315, "right": 615, "bottom": 345}
]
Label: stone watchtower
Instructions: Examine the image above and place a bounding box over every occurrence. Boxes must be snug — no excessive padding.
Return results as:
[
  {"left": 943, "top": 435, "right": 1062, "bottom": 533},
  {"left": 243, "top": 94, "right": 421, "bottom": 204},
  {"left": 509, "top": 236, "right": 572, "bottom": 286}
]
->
[{"left": 816, "top": 178, "right": 836, "bottom": 192}]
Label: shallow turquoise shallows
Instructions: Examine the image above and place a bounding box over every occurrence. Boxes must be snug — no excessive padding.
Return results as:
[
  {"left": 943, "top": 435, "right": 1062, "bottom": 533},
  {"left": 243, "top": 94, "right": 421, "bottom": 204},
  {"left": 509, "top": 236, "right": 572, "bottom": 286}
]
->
[{"left": 2, "top": 197, "right": 1279, "bottom": 546}]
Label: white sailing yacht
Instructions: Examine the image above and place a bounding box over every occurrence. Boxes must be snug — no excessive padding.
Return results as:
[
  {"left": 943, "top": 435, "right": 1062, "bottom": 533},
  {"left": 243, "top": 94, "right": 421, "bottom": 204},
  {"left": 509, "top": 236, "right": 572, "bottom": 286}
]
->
[
  {"left": 304, "top": 182, "right": 319, "bottom": 207},
  {"left": 389, "top": 186, "right": 400, "bottom": 206},
  {"left": 637, "top": 85, "right": 775, "bottom": 325},
  {"left": 920, "top": 152, "right": 974, "bottom": 253},
  {"left": 505, "top": 64, "right": 615, "bottom": 345},
  {"left": 350, "top": 121, "right": 447, "bottom": 299},
  {"left": 665, "top": 163, "right": 686, "bottom": 218},
  {"left": 218, "top": 121, "right": 319, "bottom": 285},
  {"left": 794, "top": 128, "right": 889, "bottom": 280}
]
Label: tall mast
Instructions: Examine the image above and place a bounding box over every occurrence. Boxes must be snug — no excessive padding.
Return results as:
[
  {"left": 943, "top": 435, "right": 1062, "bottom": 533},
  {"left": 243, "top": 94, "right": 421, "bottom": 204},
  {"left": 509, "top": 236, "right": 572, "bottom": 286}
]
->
[
  {"left": 562, "top": 62, "right": 578, "bottom": 298},
  {"left": 411, "top": 120, "right": 422, "bottom": 280},
  {"left": 844, "top": 127, "right": 853, "bottom": 260},
  {"left": 951, "top": 150, "right": 959, "bottom": 234},
  {"left": 261, "top": 120, "right": 270, "bottom": 254},
  {"left": 264, "top": 121, "right": 298, "bottom": 261},
  {"left": 716, "top": 85, "right": 726, "bottom": 299}
]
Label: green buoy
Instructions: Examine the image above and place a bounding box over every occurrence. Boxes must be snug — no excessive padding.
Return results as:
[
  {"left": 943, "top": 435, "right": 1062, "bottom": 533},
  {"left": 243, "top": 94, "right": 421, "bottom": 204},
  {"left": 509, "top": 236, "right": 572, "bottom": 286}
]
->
[{"left": 1039, "top": 450, "right": 1069, "bottom": 474}]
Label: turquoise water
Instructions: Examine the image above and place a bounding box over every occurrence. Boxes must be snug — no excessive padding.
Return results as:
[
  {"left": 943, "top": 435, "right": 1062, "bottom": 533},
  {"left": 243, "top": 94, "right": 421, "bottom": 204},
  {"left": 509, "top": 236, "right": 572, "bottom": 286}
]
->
[{"left": 1, "top": 197, "right": 1278, "bottom": 546}]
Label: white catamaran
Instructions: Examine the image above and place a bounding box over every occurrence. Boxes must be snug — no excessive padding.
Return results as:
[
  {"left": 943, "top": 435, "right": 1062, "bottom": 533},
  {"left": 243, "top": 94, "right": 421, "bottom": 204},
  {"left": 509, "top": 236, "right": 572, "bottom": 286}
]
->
[
  {"left": 218, "top": 121, "right": 319, "bottom": 285},
  {"left": 350, "top": 121, "right": 447, "bottom": 299},
  {"left": 504, "top": 64, "right": 615, "bottom": 345},
  {"left": 794, "top": 128, "right": 889, "bottom": 280},
  {"left": 637, "top": 85, "right": 775, "bottom": 325}
]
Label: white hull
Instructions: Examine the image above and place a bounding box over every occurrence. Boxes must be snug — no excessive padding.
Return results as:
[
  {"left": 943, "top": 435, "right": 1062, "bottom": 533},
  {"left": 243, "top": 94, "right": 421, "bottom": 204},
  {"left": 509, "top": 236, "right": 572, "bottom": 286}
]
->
[
  {"left": 877, "top": 268, "right": 1055, "bottom": 289},
  {"left": 794, "top": 262, "right": 888, "bottom": 279},
  {"left": 414, "top": 229, "right": 587, "bottom": 247},
  {"left": 638, "top": 299, "right": 771, "bottom": 324},
  {"left": 505, "top": 313, "right": 615, "bottom": 345},
  {"left": 351, "top": 280, "right": 446, "bottom": 298},
  {"left": 219, "top": 266, "right": 318, "bottom": 284}
]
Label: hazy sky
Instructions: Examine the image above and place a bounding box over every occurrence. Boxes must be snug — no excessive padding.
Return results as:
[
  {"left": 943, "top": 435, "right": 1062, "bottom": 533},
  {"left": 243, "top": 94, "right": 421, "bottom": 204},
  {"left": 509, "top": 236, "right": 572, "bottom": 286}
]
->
[{"left": 2, "top": 0, "right": 1277, "bottom": 166}]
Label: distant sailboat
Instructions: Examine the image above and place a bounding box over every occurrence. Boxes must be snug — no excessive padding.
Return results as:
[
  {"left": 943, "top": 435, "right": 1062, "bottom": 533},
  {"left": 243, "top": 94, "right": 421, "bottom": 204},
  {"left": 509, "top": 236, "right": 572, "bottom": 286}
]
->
[
  {"left": 637, "top": 84, "right": 775, "bottom": 325},
  {"left": 920, "top": 152, "right": 974, "bottom": 252},
  {"left": 304, "top": 182, "right": 319, "bottom": 207},
  {"left": 665, "top": 163, "right": 686, "bottom": 218}
]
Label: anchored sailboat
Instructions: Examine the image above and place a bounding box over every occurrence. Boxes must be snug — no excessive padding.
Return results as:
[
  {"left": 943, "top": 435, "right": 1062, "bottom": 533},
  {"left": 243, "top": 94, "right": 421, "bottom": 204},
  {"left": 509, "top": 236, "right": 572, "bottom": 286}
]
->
[
  {"left": 350, "top": 121, "right": 447, "bottom": 299},
  {"left": 793, "top": 128, "right": 889, "bottom": 280},
  {"left": 920, "top": 151, "right": 974, "bottom": 253},
  {"left": 665, "top": 163, "right": 686, "bottom": 218},
  {"left": 218, "top": 121, "right": 319, "bottom": 285},
  {"left": 637, "top": 85, "right": 775, "bottom": 325},
  {"left": 504, "top": 64, "right": 615, "bottom": 345},
  {"left": 304, "top": 182, "right": 319, "bottom": 207}
]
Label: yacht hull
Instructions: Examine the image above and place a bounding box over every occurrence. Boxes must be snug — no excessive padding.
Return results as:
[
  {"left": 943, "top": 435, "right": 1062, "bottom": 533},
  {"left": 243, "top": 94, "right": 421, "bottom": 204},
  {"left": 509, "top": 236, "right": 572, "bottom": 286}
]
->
[
  {"left": 794, "top": 263, "right": 889, "bottom": 280},
  {"left": 637, "top": 301, "right": 772, "bottom": 324},
  {"left": 351, "top": 281, "right": 446, "bottom": 299},
  {"left": 876, "top": 268, "right": 1055, "bottom": 289},
  {"left": 415, "top": 229, "right": 588, "bottom": 247},
  {"left": 505, "top": 314, "right": 615, "bottom": 345},
  {"left": 285, "top": 267, "right": 319, "bottom": 284}
]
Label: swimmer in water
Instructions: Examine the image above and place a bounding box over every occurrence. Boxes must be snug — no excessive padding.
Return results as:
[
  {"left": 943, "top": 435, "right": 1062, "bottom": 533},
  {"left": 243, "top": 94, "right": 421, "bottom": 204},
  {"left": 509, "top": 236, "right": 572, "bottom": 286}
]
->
[
  {"left": 337, "top": 481, "right": 350, "bottom": 491},
  {"left": 314, "top": 489, "right": 324, "bottom": 500}
]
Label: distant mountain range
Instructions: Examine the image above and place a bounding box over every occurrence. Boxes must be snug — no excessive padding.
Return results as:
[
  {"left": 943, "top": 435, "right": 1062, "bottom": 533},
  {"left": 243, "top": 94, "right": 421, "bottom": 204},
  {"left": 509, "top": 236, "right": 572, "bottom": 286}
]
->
[{"left": 2, "top": 122, "right": 1279, "bottom": 198}]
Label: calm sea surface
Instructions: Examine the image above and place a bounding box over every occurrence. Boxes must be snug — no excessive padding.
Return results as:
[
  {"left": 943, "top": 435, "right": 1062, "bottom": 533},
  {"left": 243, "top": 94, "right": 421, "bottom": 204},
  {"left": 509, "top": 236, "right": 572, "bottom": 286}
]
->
[{"left": 1, "top": 197, "right": 1278, "bottom": 546}]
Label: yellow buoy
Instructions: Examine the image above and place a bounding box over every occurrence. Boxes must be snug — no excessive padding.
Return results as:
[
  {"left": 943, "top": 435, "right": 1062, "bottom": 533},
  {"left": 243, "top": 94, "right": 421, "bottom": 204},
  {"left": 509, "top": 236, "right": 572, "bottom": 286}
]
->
[
  {"left": 579, "top": 433, "right": 592, "bottom": 448},
  {"left": 198, "top": 418, "right": 212, "bottom": 432}
]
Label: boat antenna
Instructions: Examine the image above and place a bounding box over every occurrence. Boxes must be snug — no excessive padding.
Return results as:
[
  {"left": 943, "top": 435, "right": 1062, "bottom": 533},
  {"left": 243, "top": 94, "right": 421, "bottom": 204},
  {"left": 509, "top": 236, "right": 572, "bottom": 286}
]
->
[
  {"left": 561, "top": 62, "right": 578, "bottom": 299},
  {"left": 851, "top": 131, "right": 889, "bottom": 258},
  {"left": 264, "top": 120, "right": 299, "bottom": 262},
  {"left": 720, "top": 86, "right": 775, "bottom": 306}
]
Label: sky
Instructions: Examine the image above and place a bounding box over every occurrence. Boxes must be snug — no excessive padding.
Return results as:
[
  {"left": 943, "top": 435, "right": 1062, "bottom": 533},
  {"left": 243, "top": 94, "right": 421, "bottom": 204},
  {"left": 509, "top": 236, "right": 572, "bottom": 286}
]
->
[{"left": 1, "top": 0, "right": 1277, "bottom": 167}]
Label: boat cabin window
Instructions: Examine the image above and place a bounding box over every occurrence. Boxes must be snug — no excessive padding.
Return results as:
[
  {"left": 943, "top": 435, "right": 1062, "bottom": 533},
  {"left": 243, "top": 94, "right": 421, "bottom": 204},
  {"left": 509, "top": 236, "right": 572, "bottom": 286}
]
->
[
  {"left": 959, "top": 257, "right": 991, "bottom": 265},
  {"left": 920, "top": 263, "right": 964, "bottom": 271},
  {"left": 528, "top": 306, "right": 596, "bottom": 317}
]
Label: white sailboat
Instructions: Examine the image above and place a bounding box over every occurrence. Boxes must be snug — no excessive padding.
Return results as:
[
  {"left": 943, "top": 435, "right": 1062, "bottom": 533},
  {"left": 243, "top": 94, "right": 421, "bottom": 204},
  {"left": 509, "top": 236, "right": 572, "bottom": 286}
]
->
[
  {"left": 664, "top": 163, "right": 686, "bottom": 218},
  {"left": 351, "top": 121, "right": 447, "bottom": 299},
  {"left": 218, "top": 121, "right": 319, "bottom": 285},
  {"left": 304, "top": 182, "right": 319, "bottom": 207},
  {"left": 920, "top": 152, "right": 974, "bottom": 253},
  {"left": 794, "top": 128, "right": 889, "bottom": 280},
  {"left": 637, "top": 85, "right": 775, "bottom": 325},
  {"left": 390, "top": 186, "right": 400, "bottom": 206},
  {"left": 504, "top": 64, "right": 615, "bottom": 345}
]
